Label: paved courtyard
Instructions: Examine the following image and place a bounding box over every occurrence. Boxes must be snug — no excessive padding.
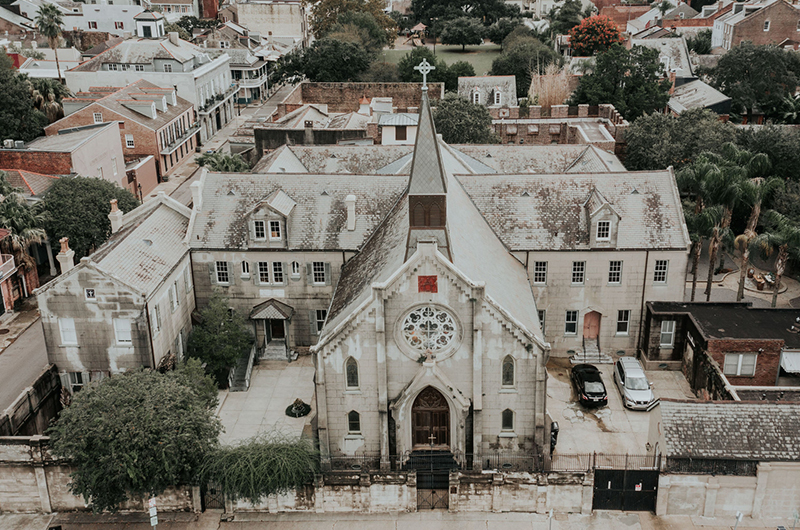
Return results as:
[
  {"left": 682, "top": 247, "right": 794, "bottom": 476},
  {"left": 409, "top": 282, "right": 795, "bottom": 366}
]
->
[
  {"left": 547, "top": 360, "right": 695, "bottom": 455},
  {"left": 216, "top": 356, "right": 315, "bottom": 445}
]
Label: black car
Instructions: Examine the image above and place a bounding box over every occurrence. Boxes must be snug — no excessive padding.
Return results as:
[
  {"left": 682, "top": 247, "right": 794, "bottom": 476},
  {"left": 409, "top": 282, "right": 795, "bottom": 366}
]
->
[{"left": 570, "top": 364, "right": 608, "bottom": 408}]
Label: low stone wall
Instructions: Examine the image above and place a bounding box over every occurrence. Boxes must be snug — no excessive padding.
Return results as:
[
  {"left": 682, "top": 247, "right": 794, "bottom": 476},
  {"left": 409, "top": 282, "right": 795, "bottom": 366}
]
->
[{"left": 0, "top": 364, "right": 61, "bottom": 436}]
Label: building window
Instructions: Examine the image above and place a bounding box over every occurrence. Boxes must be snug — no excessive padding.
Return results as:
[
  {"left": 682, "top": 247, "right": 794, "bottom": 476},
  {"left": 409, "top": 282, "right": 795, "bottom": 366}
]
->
[
  {"left": 272, "top": 262, "right": 284, "bottom": 284},
  {"left": 269, "top": 220, "right": 281, "bottom": 240},
  {"left": 472, "top": 91, "right": 480, "bottom": 104},
  {"left": 59, "top": 317, "right": 78, "bottom": 345},
  {"left": 258, "top": 262, "right": 269, "bottom": 284},
  {"left": 312, "top": 261, "right": 326, "bottom": 284},
  {"left": 108, "top": 63, "right": 118, "bottom": 71},
  {"left": 654, "top": 260, "right": 669, "bottom": 283},
  {"left": 220, "top": 41, "right": 230, "bottom": 48},
  {"left": 494, "top": 91, "right": 502, "bottom": 105},
  {"left": 565, "top": 310, "right": 578, "bottom": 335},
  {"left": 608, "top": 261, "right": 622, "bottom": 284},
  {"left": 88, "top": 21, "right": 97, "bottom": 29},
  {"left": 114, "top": 21, "right": 124, "bottom": 29},
  {"left": 170, "top": 281, "right": 180, "bottom": 311},
  {"left": 135, "top": 64, "right": 144, "bottom": 72},
  {"left": 291, "top": 261, "right": 300, "bottom": 276},
  {"left": 538, "top": 309, "right": 545, "bottom": 334},
  {"left": 184, "top": 267, "right": 192, "bottom": 293},
  {"left": 84, "top": 288, "right": 96, "bottom": 301},
  {"left": 345, "top": 357, "right": 359, "bottom": 389},
  {"left": 253, "top": 220, "right": 266, "bottom": 240},
  {"left": 533, "top": 261, "right": 547, "bottom": 284},
  {"left": 164, "top": 64, "right": 173, "bottom": 73},
  {"left": 125, "top": 134, "right": 135, "bottom": 148},
  {"left": 763, "top": 20, "right": 770, "bottom": 31},
  {"left": 93, "top": 112, "right": 103, "bottom": 124},
  {"left": 501, "top": 409, "right": 514, "bottom": 431},
  {"left": 347, "top": 410, "right": 361, "bottom": 434},
  {"left": 69, "top": 372, "right": 84, "bottom": 392},
  {"left": 241, "top": 261, "right": 250, "bottom": 277},
  {"left": 151, "top": 303, "right": 161, "bottom": 335},
  {"left": 501, "top": 355, "right": 515, "bottom": 386},
  {"left": 396, "top": 125, "right": 407, "bottom": 141},
  {"left": 616, "top": 310, "right": 630, "bottom": 335},
  {"left": 572, "top": 261, "right": 585, "bottom": 284},
  {"left": 596, "top": 220, "right": 610, "bottom": 241},
  {"left": 660, "top": 320, "right": 675, "bottom": 347},
  {"left": 114, "top": 318, "right": 132, "bottom": 345},
  {"left": 215, "top": 261, "right": 229, "bottom": 284},
  {"left": 112, "top": 157, "right": 118, "bottom": 176},
  {"left": 724, "top": 353, "right": 757, "bottom": 377},
  {"left": 316, "top": 309, "right": 327, "bottom": 332}
]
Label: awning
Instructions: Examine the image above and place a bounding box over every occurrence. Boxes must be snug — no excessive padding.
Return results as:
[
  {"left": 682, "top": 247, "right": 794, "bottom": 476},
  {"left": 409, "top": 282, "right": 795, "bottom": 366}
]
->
[
  {"left": 250, "top": 298, "right": 294, "bottom": 320},
  {"left": 780, "top": 351, "right": 800, "bottom": 374}
]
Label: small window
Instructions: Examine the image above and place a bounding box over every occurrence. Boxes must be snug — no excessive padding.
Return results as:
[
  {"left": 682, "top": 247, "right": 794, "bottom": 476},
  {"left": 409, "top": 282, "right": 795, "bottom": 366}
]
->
[
  {"left": 538, "top": 309, "right": 545, "bottom": 334},
  {"left": 108, "top": 63, "right": 118, "bottom": 71},
  {"left": 215, "top": 261, "right": 229, "bottom": 284},
  {"left": 272, "top": 262, "right": 284, "bottom": 283},
  {"left": 114, "top": 21, "right": 124, "bottom": 29},
  {"left": 501, "top": 409, "right": 514, "bottom": 431},
  {"left": 135, "top": 64, "right": 144, "bottom": 72},
  {"left": 269, "top": 220, "right": 281, "bottom": 240},
  {"left": 723, "top": 353, "right": 757, "bottom": 376},
  {"left": 395, "top": 125, "right": 407, "bottom": 141},
  {"left": 533, "top": 261, "right": 547, "bottom": 284},
  {"left": 151, "top": 304, "right": 161, "bottom": 334},
  {"left": 163, "top": 64, "right": 173, "bottom": 73},
  {"left": 316, "top": 309, "right": 327, "bottom": 332},
  {"left": 258, "top": 262, "right": 269, "bottom": 283},
  {"left": 171, "top": 281, "right": 180, "bottom": 310},
  {"left": 660, "top": 320, "right": 675, "bottom": 347},
  {"left": 84, "top": 288, "right": 96, "bottom": 301},
  {"left": 616, "top": 310, "right": 630, "bottom": 335},
  {"left": 572, "top": 261, "right": 585, "bottom": 284},
  {"left": 59, "top": 318, "right": 78, "bottom": 345},
  {"left": 69, "top": 371, "right": 84, "bottom": 392},
  {"left": 291, "top": 261, "right": 300, "bottom": 276},
  {"left": 88, "top": 21, "right": 98, "bottom": 29},
  {"left": 125, "top": 134, "right": 135, "bottom": 148},
  {"left": 565, "top": 310, "right": 578, "bottom": 335},
  {"left": 241, "top": 261, "right": 250, "bottom": 276},
  {"left": 114, "top": 318, "right": 132, "bottom": 345},
  {"left": 184, "top": 267, "right": 192, "bottom": 293},
  {"left": 654, "top": 260, "right": 668, "bottom": 283},
  {"left": 312, "top": 261, "right": 326, "bottom": 284},
  {"left": 472, "top": 91, "right": 480, "bottom": 104},
  {"left": 763, "top": 20, "right": 770, "bottom": 32},
  {"left": 494, "top": 91, "right": 502, "bottom": 105},
  {"left": 253, "top": 220, "right": 266, "bottom": 240},
  {"left": 501, "top": 355, "right": 515, "bottom": 386},
  {"left": 345, "top": 357, "right": 359, "bottom": 389},
  {"left": 93, "top": 112, "right": 103, "bottom": 124},
  {"left": 608, "top": 261, "right": 622, "bottom": 284},
  {"left": 596, "top": 220, "right": 610, "bottom": 241},
  {"left": 347, "top": 410, "right": 361, "bottom": 433}
]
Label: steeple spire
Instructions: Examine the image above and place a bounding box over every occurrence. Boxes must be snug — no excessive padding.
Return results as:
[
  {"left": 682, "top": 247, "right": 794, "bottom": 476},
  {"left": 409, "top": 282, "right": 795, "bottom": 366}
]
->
[{"left": 408, "top": 87, "right": 447, "bottom": 195}]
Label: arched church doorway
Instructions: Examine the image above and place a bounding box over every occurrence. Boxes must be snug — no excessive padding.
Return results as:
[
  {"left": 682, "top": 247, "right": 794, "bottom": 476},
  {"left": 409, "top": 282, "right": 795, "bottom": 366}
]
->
[{"left": 412, "top": 386, "right": 449, "bottom": 449}]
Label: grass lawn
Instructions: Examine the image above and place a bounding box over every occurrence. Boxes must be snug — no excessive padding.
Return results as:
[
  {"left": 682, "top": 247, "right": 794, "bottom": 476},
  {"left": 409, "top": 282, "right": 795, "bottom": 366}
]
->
[{"left": 379, "top": 44, "right": 502, "bottom": 76}]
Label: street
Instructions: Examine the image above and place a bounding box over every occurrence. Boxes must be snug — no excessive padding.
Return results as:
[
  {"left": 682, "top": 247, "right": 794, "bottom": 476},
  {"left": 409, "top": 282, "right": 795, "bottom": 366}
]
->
[{"left": 0, "top": 319, "right": 48, "bottom": 412}]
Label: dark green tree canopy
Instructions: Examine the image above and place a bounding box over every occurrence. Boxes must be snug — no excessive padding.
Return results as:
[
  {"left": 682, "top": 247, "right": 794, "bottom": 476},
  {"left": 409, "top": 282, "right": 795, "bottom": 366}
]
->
[
  {"left": 491, "top": 36, "right": 560, "bottom": 98},
  {"left": 271, "top": 38, "right": 373, "bottom": 84},
  {"left": 175, "top": 15, "right": 220, "bottom": 35},
  {"left": 310, "top": 0, "right": 396, "bottom": 42},
  {"left": 485, "top": 18, "right": 523, "bottom": 48},
  {"left": 433, "top": 93, "right": 498, "bottom": 144},
  {"left": 358, "top": 61, "right": 401, "bottom": 82},
  {"left": 547, "top": 0, "right": 583, "bottom": 35},
  {"left": 326, "top": 11, "right": 389, "bottom": 55},
  {"left": 686, "top": 29, "right": 711, "bottom": 55},
  {"left": 398, "top": 47, "right": 448, "bottom": 83},
  {"left": 439, "top": 17, "right": 484, "bottom": 51},
  {"left": 411, "top": 0, "right": 518, "bottom": 26},
  {"left": 0, "top": 53, "right": 48, "bottom": 142},
  {"left": 47, "top": 360, "right": 222, "bottom": 513},
  {"left": 42, "top": 176, "right": 139, "bottom": 259},
  {"left": 442, "top": 60, "right": 476, "bottom": 92},
  {"left": 195, "top": 152, "right": 250, "bottom": 172},
  {"left": 735, "top": 125, "right": 800, "bottom": 182},
  {"left": 568, "top": 44, "right": 671, "bottom": 121}
]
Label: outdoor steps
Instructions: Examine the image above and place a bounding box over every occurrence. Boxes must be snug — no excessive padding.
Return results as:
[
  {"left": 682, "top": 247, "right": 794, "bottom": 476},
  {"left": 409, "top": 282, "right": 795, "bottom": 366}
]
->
[
  {"left": 261, "top": 340, "right": 288, "bottom": 361},
  {"left": 570, "top": 341, "right": 614, "bottom": 365},
  {"left": 229, "top": 351, "right": 251, "bottom": 392},
  {"left": 405, "top": 451, "right": 459, "bottom": 472}
]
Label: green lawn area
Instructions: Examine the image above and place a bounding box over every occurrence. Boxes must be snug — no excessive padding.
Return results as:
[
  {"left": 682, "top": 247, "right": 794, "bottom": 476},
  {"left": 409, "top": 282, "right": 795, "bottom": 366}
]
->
[{"left": 379, "top": 44, "right": 502, "bottom": 76}]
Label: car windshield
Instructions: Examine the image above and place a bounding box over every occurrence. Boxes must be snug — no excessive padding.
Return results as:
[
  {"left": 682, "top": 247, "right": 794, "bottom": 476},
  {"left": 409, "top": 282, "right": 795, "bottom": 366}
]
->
[
  {"left": 627, "top": 377, "right": 649, "bottom": 390},
  {"left": 585, "top": 381, "right": 604, "bottom": 394}
]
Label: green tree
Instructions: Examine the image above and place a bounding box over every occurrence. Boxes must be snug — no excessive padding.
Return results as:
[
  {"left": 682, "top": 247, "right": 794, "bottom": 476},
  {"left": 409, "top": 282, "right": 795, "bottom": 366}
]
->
[
  {"left": 326, "top": 11, "right": 390, "bottom": 55},
  {"left": 686, "top": 29, "right": 711, "bottom": 55},
  {"left": 35, "top": 4, "right": 64, "bottom": 84},
  {"left": 439, "top": 17, "right": 484, "bottom": 51},
  {"left": 42, "top": 176, "right": 139, "bottom": 259},
  {"left": 753, "top": 211, "right": 800, "bottom": 307},
  {"left": 411, "top": 0, "right": 518, "bottom": 26},
  {"left": 547, "top": 0, "right": 583, "bottom": 36},
  {"left": 175, "top": 15, "right": 220, "bottom": 35},
  {"left": 359, "top": 61, "right": 401, "bottom": 82},
  {"left": 195, "top": 152, "right": 250, "bottom": 172},
  {"left": 442, "top": 60, "right": 475, "bottom": 92},
  {"left": 187, "top": 292, "right": 254, "bottom": 384},
  {"left": 398, "top": 47, "right": 448, "bottom": 84},
  {"left": 433, "top": 93, "right": 498, "bottom": 144},
  {"left": 491, "top": 37, "right": 560, "bottom": 98},
  {"left": 31, "top": 77, "right": 69, "bottom": 123},
  {"left": 47, "top": 364, "right": 222, "bottom": 512},
  {"left": 683, "top": 201, "right": 724, "bottom": 301},
  {"left": 0, "top": 54, "right": 48, "bottom": 142},
  {"left": 771, "top": 180, "right": 800, "bottom": 225},
  {"left": 624, "top": 108, "right": 736, "bottom": 171},
  {"left": 569, "top": 44, "right": 671, "bottom": 121},
  {"left": 568, "top": 15, "right": 623, "bottom": 57},
  {"left": 310, "top": 0, "right": 396, "bottom": 41},
  {"left": 164, "top": 22, "right": 191, "bottom": 41},
  {"left": 0, "top": 171, "right": 48, "bottom": 271},
  {"left": 272, "top": 38, "right": 373, "bottom": 83},
  {"left": 485, "top": 18, "right": 523, "bottom": 48},
  {"left": 735, "top": 125, "right": 800, "bottom": 181},
  {"left": 705, "top": 42, "right": 800, "bottom": 122}
]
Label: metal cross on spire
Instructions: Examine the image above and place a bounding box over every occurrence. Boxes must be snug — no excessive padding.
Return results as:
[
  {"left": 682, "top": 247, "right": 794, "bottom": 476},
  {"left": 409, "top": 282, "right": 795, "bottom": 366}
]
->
[{"left": 414, "top": 59, "right": 435, "bottom": 91}]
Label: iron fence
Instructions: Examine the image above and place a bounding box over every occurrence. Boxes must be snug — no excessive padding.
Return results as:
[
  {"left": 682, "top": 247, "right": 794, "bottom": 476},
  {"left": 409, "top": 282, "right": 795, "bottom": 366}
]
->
[
  {"left": 665, "top": 458, "right": 758, "bottom": 476},
  {"left": 329, "top": 453, "right": 382, "bottom": 472}
]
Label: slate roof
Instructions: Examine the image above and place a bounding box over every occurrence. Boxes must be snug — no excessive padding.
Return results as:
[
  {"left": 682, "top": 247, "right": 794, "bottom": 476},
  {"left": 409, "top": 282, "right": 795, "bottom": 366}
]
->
[
  {"left": 70, "top": 36, "right": 210, "bottom": 71},
  {"left": 1, "top": 169, "right": 60, "bottom": 196},
  {"left": 408, "top": 91, "right": 447, "bottom": 195},
  {"left": 668, "top": 79, "right": 731, "bottom": 113},
  {"left": 253, "top": 145, "right": 415, "bottom": 174},
  {"left": 26, "top": 123, "right": 117, "bottom": 152},
  {"left": 659, "top": 400, "right": 800, "bottom": 461},
  {"left": 631, "top": 38, "right": 693, "bottom": 78}
]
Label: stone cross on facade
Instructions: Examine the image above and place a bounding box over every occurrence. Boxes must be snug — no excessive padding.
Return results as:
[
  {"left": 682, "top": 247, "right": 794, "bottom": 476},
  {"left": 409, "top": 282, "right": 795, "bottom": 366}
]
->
[{"left": 414, "top": 59, "right": 435, "bottom": 91}]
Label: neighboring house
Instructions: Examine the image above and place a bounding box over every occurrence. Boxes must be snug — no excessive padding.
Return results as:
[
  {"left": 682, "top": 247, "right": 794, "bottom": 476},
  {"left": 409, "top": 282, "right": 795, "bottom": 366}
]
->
[
  {"left": 82, "top": 0, "right": 201, "bottom": 19},
  {"left": 641, "top": 302, "right": 800, "bottom": 391},
  {"left": 218, "top": 0, "right": 309, "bottom": 47},
  {"left": 15, "top": 0, "right": 145, "bottom": 37},
  {"left": 378, "top": 113, "right": 417, "bottom": 145},
  {"left": 36, "top": 193, "right": 194, "bottom": 391},
  {"left": 647, "top": 400, "right": 800, "bottom": 517},
  {"left": 599, "top": 5, "right": 653, "bottom": 31},
  {"left": 0, "top": 6, "right": 36, "bottom": 36},
  {"left": 18, "top": 57, "right": 81, "bottom": 80},
  {"left": 630, "top": 38, "right": 693, "bottom": 80},
  {"left": 0, "top": 228, "right": 39, "bottom": 317},
  {"left": 458, "top": 75, "right": 517, "bottom": 110},
  {"left": 65, "top": 11, "right": 236, "bottom": 143},
  {"left": 1, "top": 170, "right": 59, "bottom": 203},
  {"left": 47, "top": 79, "right": 197, "bottom": 185},
  {"left": 668, "top": 78, "right": 732, "bottom": 116},
  {"left": 712, "top": 0, "right": 800, "bottom": 50}
]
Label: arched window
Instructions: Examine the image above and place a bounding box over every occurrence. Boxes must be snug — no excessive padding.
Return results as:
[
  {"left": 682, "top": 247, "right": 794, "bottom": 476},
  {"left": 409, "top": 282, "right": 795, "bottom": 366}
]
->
[
  {"left": 502, "top": 355, "right": 515, "bottom": 387},
  {"left": 429, "top": 203, "right": 441, "bottom": 227},
  {"left": 345, "top": 357, "right": 359, "bottom": 389},
  {"left": 291, "top": 261, "right": 300, "bottom": 276},
  {"left": 413, "top": 202, "right": 425, "bottom": 226},
  {"left": 348, "top": 410, "right": 361, "bottom": 433},
  {"left": 501, "top": 409, "right": 514, "bottom": 431}
]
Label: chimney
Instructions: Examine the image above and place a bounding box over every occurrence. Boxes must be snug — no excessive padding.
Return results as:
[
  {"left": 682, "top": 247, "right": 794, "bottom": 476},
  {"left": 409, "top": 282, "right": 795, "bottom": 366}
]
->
[
  {"left": 190, "top": 180, "right": 203, "bottom": 209},
  {"left": 168, "top": 31, "right": 179, "bottom": 45},
  {"left": 345, "top": 194, "right": 356, "bottom": 231},
  {"left": 358, "top": 96, "right": 371, "bottom": 116},
  {"left": 108, "top": 199, "right": 123, "bottom": 233},
  {"left": 56, "top": 237, "right": 75, "bottom": 274}
]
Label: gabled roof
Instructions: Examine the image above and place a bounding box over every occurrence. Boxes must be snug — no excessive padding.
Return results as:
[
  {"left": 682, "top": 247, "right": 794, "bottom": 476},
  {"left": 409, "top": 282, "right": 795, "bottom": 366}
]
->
[
  {"left": 1, "top": 169, "right": 60, "bottom": 197},
  {"left": 668, "top": 78, "right": 731, "bottom": 113},
  {"left": 26, "top": 122, "right": 118, "bottom": 152},
  {"left": 250, "top": 298, "right": 294, "bottom": 320}
]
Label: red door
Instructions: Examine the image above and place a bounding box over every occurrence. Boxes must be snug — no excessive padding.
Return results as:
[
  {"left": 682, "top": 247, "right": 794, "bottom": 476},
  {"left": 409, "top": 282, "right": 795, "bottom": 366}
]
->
[{"left": 583, "top": 311, "right": 601, "bottom": 340}]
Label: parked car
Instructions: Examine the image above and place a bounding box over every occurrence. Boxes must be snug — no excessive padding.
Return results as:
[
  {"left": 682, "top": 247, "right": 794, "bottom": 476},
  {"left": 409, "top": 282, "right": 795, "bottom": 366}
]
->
[
  {"left": 570, "top": 364, "right": 608, "bottom": 408},
  {"left": 613, "top": 357, "right": 658, "bottom": 411}
]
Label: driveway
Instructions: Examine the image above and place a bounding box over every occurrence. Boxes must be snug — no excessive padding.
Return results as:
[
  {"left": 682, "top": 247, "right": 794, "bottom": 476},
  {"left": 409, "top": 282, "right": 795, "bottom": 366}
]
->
[{"left": 547, "top": 359, "right": 695, "bottom": 455}]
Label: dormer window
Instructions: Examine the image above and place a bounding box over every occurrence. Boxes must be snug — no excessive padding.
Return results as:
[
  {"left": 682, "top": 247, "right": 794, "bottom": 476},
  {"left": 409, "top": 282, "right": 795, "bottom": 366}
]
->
[
  {"left": 253, "top": 220, "right": 266, "bottom": 240},
  {"left": 596, "top": 221, "right": 610, "bottom": 241},
  {"left": 472, "top": 90, "right": 480, "bottom": 104},
  {"left": 269, "top": 220, "right": 281, "bottom": 240},
  {"left": 494, "top": 90, "right": 501, "bottom": 105}
]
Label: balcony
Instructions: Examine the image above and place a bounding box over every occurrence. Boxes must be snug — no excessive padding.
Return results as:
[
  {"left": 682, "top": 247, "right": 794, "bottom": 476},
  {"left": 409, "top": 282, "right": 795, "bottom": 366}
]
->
[
  {"left": 198, "top": 83, "right": 238, "bottom": 115},
  {"left": 238, "top": 73, "right": 268, "bottom": 89},
  {"left": 0, "top": 254, "right": 15, "bottom": 280},
  {"left": 160, "top": 122, "right": 201, "bottom": 155}
]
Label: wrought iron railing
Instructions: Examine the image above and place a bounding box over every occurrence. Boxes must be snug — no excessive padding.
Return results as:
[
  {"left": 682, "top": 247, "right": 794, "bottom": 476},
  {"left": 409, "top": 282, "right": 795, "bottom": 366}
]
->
[{"left": 666, "top": 457, "right": 757, "bottom": 476}]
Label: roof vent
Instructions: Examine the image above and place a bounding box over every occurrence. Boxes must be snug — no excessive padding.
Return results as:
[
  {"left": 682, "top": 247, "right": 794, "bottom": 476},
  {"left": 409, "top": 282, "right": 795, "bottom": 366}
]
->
[
  {"left": 329, "top": 154, "right": 336, "bottom": 158},
  {"left": 321, "top": 190, "right": 329, "bottom": 196},
  {"left": 631, "top": 188, "right": 640, "bottom": 195},
  {"left": 521, "top": 191, "right": 530, "bottom": 197},
  {"left": 485, "top": 153, "right": 492, "bottom": 158},
  {"left": 143, "top": 239, "right": 152, "bottom": 246},
  {"left": 227, "top": 190, "right": 235, "bottom": 196}
]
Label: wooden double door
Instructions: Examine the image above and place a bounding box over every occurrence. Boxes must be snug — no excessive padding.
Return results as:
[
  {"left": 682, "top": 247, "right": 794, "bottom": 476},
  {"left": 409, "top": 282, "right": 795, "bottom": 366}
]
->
[{"left": 412, "top": 387, "right": 450, "bottom": 449}]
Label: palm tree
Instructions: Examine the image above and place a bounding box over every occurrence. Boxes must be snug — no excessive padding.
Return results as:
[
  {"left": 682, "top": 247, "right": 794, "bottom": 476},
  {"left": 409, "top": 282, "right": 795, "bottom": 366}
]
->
[
  {"left": 30, "top": 78, "right": 69, "bottom": 123},
  {"left": 684, "top": 202, "right": 723, "bottom": 302},
  {"left": 0, "top": 173, "right": 48, "bottom": 271},
  {"left": 782, "top": 94, "right": 800, "bottom": 124},
  {"left": 35, "top": 4, "right": 65, "bottom": 84},
  {"left": 753, "top": 211, "right": 800, "bottom": 308},
  {"left": 195, "top": 152, "right": 250, "bottom": 172}
]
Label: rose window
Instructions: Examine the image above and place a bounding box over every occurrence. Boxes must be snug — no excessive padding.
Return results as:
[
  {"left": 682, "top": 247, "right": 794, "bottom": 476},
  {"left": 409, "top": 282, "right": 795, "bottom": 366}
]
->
[{"left": 402, "top": 306, "right": 457, "bottom": 352}]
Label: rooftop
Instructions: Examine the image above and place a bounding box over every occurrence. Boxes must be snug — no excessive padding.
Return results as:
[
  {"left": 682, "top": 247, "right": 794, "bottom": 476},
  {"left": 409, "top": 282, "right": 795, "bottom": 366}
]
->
[
  {"left": 669, "top": 79, "right": 731, "bottom": 113},
  {"left": 25, "top": 122, "right": 118, "bottom": 153},
  {"left": 0, "top": 169, "right": 60, "bottom": 197}
]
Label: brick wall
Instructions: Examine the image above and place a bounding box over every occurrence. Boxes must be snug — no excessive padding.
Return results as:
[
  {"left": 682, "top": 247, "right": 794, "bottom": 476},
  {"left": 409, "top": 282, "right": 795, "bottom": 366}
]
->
[
  {"left": 299, "top": 82, "right": 444, "bottom": 113},
  {"left": 731, "top": 2, "right": 800, "bottom": 48},
  {"left": 706, "top": 338, "right": 783, "bottom": 386},
  {"left": 0, "top": 151, "right": 72, "bottom": 175}
]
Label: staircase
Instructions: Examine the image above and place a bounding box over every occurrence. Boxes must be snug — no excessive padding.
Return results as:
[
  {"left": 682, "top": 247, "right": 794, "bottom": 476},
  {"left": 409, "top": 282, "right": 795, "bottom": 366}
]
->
[
  {"left": 570, "top": 338, "right": 613, "bottom": 365},
  {"left": 229, "top": 349, "right": 253, "bottom": 392},
  {"left": 261, "top": 339, "right": 288, "bottom": 361}
]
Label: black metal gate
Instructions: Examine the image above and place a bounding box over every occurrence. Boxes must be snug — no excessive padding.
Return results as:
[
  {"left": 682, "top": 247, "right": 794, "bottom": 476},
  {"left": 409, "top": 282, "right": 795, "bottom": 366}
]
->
[
  {"left": 593, "top": 468, "right": 659, "bottom": 512},
  {"left": 201, "top": 483, "right": 225, "bottom": 511}
]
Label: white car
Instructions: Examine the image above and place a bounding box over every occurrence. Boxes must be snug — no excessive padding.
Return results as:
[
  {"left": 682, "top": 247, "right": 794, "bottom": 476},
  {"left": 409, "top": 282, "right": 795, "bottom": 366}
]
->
[{"left": 613, "top": 357, "right": 658, "bottom": 411}]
